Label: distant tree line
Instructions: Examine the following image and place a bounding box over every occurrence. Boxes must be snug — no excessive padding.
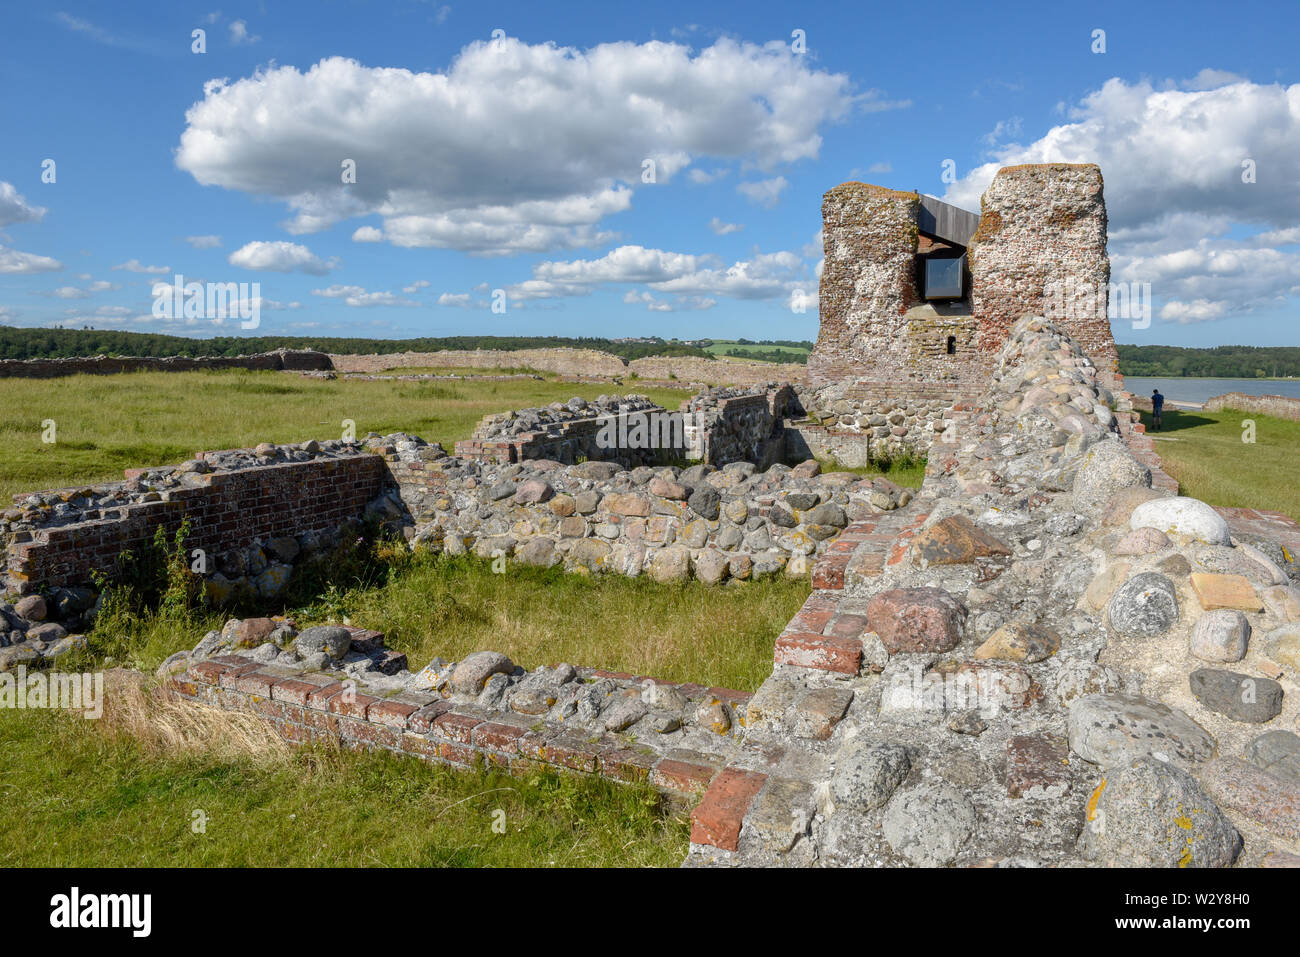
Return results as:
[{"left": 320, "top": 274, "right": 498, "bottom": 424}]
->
[
  {"left": 730, "top": 338, "right": 814, "bottom": 349},
  {"left": 1117, "top": 344, "right": 1300, "bottom": 378},
  {"left": 12, "top": 327, "right": 1298, "bottom": 377},
  {"left": 0, "top": 326, "right": 711, "bottom": 362}
]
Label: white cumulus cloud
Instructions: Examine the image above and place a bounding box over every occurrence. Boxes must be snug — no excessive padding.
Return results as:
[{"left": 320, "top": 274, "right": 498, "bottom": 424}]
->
[
  {"left": 508, "top": 244, "right": 809, "bottom": 304},
  {"left": 0, "top": 245, "right": 62, "bottom": 274},
  {"left": 943, "top": 75, "right": 1300, "bottom": 329},
  {"left": 0, "top": 181, "right": 46, "bottom": 227},
  {"left": 175, "top": 39, "right": 872, "bottom": 254},
  {"left": 113, "top": 258, "right": 170, "bottom": 274},
  {"left": 228, "top": 241, "right": 335, "bottom": 274},
  {"left": 737, "top": 176, "right": 789, "bottom": 207},
  {"left": 312, "top": 284, "right": 415, "bottom": 306}
]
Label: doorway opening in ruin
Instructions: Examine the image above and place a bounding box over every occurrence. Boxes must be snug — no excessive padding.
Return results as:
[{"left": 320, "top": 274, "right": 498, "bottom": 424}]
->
[{"left": 946, "top": 335, "right": 957, "bottom": 355}]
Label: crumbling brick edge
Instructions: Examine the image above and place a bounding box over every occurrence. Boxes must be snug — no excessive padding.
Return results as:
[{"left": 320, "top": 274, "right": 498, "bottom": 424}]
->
[{"left": 167, "top": 655, "right": 755, "bottom": 813}]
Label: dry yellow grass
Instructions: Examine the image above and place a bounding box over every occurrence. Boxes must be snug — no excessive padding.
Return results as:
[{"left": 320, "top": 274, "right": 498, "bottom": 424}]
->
[{"left": 98, "top": 670, "right": 290, "bottom": 764}]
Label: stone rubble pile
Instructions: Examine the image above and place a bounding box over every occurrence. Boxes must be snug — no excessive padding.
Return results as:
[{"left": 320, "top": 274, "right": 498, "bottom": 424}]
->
[
  {"left": 0, "top": 591, "right": 92, "bottom": 671},
  {"left": 688, "top": 316, "right": 1300, "bottom": 868}
]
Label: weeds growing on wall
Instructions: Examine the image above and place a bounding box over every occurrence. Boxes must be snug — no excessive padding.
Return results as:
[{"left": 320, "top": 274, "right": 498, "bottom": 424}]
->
[
  {"left": 85, "top": 517, "right": 407, "bottom": 671},
  {"left": 79, "top": 527, "right": 806, "bottom": 691}
]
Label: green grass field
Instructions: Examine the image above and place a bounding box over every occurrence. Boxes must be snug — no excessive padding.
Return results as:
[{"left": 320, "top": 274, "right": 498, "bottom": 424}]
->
[
  {"left": 0, "top": 706, "right": 688, "bottom": 867},
  {"left": 814, "top": 455, "right": 926, "bottom": 489},
  {"left": 1138, "top": 406, "right": 1300, "bottom": 522},
  {"left": 0, "top": 369, "right": 692, "bottom": 503},
  {"left": 703, "top": 340, "right": 811, "bottom": 363},
  {"left": 0, "top": 369, "right": 808, "bottom": 866},
  {"left": 87, "top": 552, "right": 807, "bottom": 691}
]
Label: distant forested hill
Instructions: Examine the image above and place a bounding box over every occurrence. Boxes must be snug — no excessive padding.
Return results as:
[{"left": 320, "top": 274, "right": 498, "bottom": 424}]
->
[
  {"left": 1117, "top": 344, "right": 1300, "bottom": 378},
  {"left": 0, "top": 326, "right": 710, "bottom": 362}
]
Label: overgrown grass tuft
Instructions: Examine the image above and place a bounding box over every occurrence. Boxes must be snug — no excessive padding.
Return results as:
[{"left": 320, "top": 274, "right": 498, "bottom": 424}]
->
[
  {"left": 815, "top": 454, "right": 926, "bottom": 488},
  {"left": 66, "top": 504, "right": 803, "bottom": 691},
  {"left": 300, "top": 553, "right": 807, "bottom": 690}
]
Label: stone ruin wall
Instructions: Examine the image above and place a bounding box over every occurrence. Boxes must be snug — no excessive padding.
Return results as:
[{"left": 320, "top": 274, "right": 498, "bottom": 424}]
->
[
  {"left": 8, "top": 315, "right": 1300, "bottom": 870},
  {"left": 331, "top": 348, "right": 808, "bottom": 386},
  {"left": 790, "top": 381, "right": 982, "bottom": 463},
  {"left": 968, "top": 164, "right": 1118, "bottom": 389},
  {"left": 0, "top": 380, "right": 908, "bottom": 605},
  {"left": 801, "top": 164, "right": 1120, "bottom": 465},
  {"left": 627, "top": 355, "right": 807, "bottom": 386},
  {"left": 806, "top": 184, "right": 925, "bottom": 388},
  {"left": 687, "top": 315, "right": 1300, "bottom": 868},
  {"left": 453, "top": 384, "right": 798, "bottom": 469},
  {"left": 330, "top": 347, "right": 631, "bottom": 377},
  {"left": 385, "top": 439, "right": 912, "bottom": 585},
  {"left": 1204, "top": 392, "right": 1300, "bottom": 423},
  {"left": 0, "top": 349, "right": 332, "bottom": 378},
  {"left": 3, "top": 447, "right": 389, "bottom": 601}
]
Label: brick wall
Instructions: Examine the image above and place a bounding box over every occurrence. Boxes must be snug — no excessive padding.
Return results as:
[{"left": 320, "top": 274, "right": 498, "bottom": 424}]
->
[
  {"left": 169, "top": 656, "right": 750, "bottom": 800},
  {"left": 5, "top": 455, "right": 387, "bottom": 591}
]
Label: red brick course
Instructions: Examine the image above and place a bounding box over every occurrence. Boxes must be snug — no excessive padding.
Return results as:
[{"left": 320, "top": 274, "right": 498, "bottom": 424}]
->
[{"left": 690, "top": 768, "right": 769, "bottom": 851}]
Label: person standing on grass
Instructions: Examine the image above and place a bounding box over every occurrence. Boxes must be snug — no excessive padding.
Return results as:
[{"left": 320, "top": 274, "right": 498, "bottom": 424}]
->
[{"left": 1151, "top": 389, "right": 1164, "bottom": 431}]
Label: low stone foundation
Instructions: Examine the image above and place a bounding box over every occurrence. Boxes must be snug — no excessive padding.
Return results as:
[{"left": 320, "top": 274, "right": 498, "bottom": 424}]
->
[
  {"left": 169, "top": 638, "right": 754, "bottom": 802},
  {"left": 797, "top": 380, "right": 982, "bottom": 460},
  {"left": 3, "top": 443, "right": 388, "bottom": 597},
  {"left": 382, "top": 434, "right": 912, "bottom": 584},
  {"left": 454, "top": 384, "right": 798, "bottom": 469},
  {"left": 1204, "top": 392, "right": 1300, "bottom": 422}
]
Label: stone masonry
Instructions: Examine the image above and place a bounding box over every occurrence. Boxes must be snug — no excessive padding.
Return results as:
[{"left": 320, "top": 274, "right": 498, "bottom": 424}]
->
[
  {"left": 807, "top": 184, "right": 923, "bottom": 387},
  {"left": 683, "top": 316, "right": 1300, "bottom": 868},
  {"left": 968, "top": 164, "right": 1118, "bottom": 386},
  {"left": 801, "top": 164, "right": 1121, "bottom": 464},
  {"left": 129, "top": 315, "right": 1300, "bottom": 870}
]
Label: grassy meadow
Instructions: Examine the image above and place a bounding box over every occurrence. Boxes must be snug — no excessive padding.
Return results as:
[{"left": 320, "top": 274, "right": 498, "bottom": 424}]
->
[
  {"left": 0, "top": 368, "right": 810, "bottom": 866},
  {"left": 0, "top": 696, "right": 688, "bottom": 868},
  {"left": 703, "top": 340, "right": 811, "bottom": 363},
  {"left": 0, "top": 369, "right": 692, "bottom": 503},
  {"left": 1138, "top": 406, "right": 1300, "bottom": 522}
]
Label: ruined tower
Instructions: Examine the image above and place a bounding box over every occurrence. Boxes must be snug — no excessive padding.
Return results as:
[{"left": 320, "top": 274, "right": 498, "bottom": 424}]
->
[{"left": 807, "top": 163, "right": 1117, "bottom": 392}]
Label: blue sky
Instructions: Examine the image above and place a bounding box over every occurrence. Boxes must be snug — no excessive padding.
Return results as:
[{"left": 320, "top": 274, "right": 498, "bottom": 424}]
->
[{"left": 1, "top": 0, "right": 1298, "bottom": 347}]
